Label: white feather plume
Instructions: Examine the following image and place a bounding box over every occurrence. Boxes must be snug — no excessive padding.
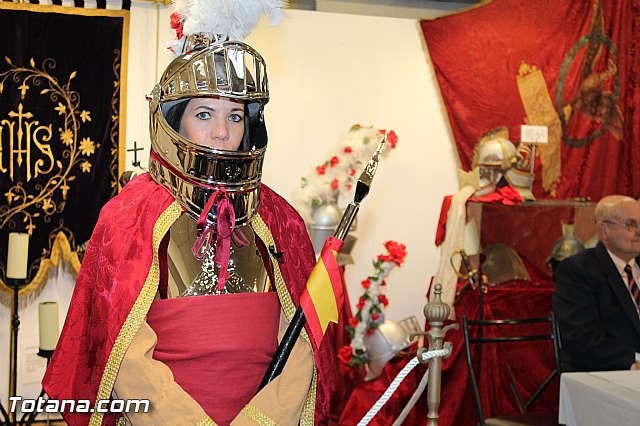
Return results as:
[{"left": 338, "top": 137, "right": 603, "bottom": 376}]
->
[{"left": 174, "top": 0, "right": 287, "bottom": 42}]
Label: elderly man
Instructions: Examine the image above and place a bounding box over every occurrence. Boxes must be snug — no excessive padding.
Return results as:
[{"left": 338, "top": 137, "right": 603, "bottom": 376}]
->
[{"left": 553, "top": 195, "right": 640, "bottom": 372}]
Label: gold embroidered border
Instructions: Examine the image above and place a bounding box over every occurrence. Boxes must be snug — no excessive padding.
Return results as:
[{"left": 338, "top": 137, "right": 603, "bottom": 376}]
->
[
  {"left": 240, "top": 404, "right": 277, "bottom": 426},
  {"left": 0, "top": 231, "right": 81, "bottom": 307},
  {"left": 89, "top": 201, "right": 182, "bottom": 426},
  {"left": 250, "top": 213, "right": 317, "bottom": 422},
  {"left": 300, "top": 370, "right": 317, "bottom": 426},
  {"left": 196, "top": 416, "right": 218, "bottom": 426},
  {"left": 250, "top": 214, "right": 296, "bottom": 320}
]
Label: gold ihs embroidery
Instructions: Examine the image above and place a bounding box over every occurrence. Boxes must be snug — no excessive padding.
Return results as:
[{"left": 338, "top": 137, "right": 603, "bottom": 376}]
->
[{"left": 0, "top": 102, "right": 54, "bottom": 182}]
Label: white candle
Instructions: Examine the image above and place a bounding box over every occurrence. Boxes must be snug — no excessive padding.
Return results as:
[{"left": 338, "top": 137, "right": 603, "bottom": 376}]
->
[
  {"left": 7, "top": 232, "right": 29, "bottom": 279},
  {"left": 39, "top": 302, "right": 59, "bottom": 351}
]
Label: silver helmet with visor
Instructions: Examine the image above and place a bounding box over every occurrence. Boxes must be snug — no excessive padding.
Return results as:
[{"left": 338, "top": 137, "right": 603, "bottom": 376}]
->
[{"left": 148, "top": 38, "right": 269, "bottom": 226}]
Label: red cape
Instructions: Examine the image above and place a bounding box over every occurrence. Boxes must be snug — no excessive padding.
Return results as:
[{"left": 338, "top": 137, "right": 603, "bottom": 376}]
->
[{"left": 43, "top": 173, "right": 336, "bottom": 425}]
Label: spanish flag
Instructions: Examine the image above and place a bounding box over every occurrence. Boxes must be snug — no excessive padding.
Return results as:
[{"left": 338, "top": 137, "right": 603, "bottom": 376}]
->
[{"left": 299, "top": 236, "right": 345, "bottom": 348}]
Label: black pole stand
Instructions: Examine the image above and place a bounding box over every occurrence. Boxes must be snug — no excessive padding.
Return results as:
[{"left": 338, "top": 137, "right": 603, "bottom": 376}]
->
[
  {"left": 18, "top": 350, "right": 54, "bottom": 426},
  {"left": 1, "top": 277, "right": 26, "bottom": 426}
]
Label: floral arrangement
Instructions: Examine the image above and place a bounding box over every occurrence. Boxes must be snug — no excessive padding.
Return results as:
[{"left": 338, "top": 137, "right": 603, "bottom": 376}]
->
[
  {"left": 292, "top": 124, "right": 398, "bottom": 223},
  {"left": 338, "top": 240, "right": 408, "bottom": 368}
]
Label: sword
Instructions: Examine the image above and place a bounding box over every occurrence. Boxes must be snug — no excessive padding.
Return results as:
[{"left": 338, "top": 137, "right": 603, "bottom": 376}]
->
[{"left": 257, "top": 134, "right": 388, "bottom": 390}]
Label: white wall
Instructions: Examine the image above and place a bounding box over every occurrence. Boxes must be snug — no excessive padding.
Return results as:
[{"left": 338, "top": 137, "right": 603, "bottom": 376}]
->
[{"left": 1, "top": 5, "right": 461, "bottom": 405}]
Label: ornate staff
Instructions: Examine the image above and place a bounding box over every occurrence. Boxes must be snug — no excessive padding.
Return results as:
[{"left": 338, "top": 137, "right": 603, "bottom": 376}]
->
[{"left": 258, "top": 134, "right": 388, "bottom": 389}]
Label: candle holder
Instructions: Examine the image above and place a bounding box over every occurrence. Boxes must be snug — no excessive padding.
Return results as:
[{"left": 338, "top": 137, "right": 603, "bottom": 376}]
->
[
  {"left": 15, "top": 349, "right": 56, "bottom": 426},
  {"left": 0, "top": 276, "right": 26, "bottom": 426}
]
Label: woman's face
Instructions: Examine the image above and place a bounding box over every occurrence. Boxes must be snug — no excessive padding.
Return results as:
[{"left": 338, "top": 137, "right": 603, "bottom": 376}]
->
[{"left": 179, "top": 97, "right": 245, "bottom": 151}]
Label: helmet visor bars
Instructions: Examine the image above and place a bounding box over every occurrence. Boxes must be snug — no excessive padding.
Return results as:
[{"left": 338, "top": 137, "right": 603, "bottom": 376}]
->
[{"left": 162, "top": 42, "right": 268, "bottom": 103}]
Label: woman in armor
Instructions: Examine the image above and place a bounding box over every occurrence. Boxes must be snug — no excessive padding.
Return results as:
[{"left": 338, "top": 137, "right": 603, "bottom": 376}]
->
[{"left": 43, "top": 7, "right": 336, "bottom": 426}]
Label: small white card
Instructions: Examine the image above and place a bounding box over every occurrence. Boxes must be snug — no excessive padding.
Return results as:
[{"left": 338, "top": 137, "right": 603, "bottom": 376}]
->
[{"left": 521, "top": 125, "right": 548, "bottom": 144}]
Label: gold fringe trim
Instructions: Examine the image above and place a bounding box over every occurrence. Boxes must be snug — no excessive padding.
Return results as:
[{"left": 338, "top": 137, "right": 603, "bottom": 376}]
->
[
  {"left": 196, "top": 416, "right": 217, "bottom": 426},
  {"left": 250, "top": 213, "right": 317, "bottom": 422},
  {"left": 300, "top": 370, "right": 318, "bottom": 426},
  {"left": 0, "top": 231, "right": 81, "bottom": 308},
  {"left": 89, "top": 202, "right": 182, "bottom": 426},
  {"left": 240, "top": 404, "right": 277, "bottom": 425}
]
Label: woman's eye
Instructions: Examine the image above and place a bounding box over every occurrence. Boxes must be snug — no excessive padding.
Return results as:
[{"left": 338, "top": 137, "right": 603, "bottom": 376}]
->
[
  {"left": 196, "top": 111, "right": 211, "bottom": 120},
  {"left": 229, "top": 113, "right": 243, "bottom": 123}
]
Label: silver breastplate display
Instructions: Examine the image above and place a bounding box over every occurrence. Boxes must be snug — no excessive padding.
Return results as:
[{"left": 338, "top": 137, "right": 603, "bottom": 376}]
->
[{"left": 166, "top": 213, "right": 269, "bottom": 298}]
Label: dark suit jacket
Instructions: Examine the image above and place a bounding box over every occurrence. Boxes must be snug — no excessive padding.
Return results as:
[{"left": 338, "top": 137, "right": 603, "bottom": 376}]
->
[{"left": 553, "top": 242, "right": 640, "bottom": 372}]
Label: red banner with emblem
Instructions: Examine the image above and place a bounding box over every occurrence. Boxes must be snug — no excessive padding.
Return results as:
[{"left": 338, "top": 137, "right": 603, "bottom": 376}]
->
[{"left": 421, "top": 0, "right": 640, "bottom": 200}]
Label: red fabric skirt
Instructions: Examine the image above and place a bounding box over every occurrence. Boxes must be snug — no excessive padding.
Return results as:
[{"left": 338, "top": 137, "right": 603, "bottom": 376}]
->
[{"left": 147, "top": 292, "right": 280, "bottom": 425}]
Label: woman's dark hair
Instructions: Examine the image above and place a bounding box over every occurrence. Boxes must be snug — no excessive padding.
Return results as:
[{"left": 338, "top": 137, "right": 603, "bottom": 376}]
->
[{"left": 165, "top": 100, "right": 189, "bottom": 132}]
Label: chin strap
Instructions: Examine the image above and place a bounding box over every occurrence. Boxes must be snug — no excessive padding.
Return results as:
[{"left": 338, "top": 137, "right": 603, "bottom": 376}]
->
[{"left": 192, "top": 186, "right": 235, "bottom": 291}]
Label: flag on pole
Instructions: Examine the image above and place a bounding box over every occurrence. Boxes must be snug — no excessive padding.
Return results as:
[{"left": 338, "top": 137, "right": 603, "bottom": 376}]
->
[{"left": 299, "top": 236, "right": 345, "bottom": 348}]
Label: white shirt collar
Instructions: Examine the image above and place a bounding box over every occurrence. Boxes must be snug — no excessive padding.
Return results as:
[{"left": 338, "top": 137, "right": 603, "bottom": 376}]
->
[{"left": 606, "top": 248, "right": 637, "bottom": 278}]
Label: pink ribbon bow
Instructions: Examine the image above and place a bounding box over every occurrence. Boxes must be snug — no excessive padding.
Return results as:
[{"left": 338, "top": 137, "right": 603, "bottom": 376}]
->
[{"left": 192, "top": 187, "right": 241, "bottom": 291}]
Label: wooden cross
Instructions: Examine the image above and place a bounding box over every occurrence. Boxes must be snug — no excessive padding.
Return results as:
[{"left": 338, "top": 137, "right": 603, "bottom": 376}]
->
[{"left": 127, "top": 141, "right": 144, "bottom": 167}]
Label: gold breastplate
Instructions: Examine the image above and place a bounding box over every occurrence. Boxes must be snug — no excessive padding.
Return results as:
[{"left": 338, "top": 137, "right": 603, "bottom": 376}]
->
[{"left": 166, "top": 213, "right": 269, "bottom": 298}]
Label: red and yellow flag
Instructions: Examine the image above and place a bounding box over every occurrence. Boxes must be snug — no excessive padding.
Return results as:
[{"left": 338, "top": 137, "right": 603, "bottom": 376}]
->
[{"left": 299, "top": 236, "right": 345, "bottom": 348}]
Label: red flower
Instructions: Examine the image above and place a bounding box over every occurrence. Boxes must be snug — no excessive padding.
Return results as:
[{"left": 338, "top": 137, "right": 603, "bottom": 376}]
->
[
  {"left": 338, "top": 345, "right": 354, "bottom": 364},
  {"left": 381, "top": 279, "right": 387, "bottom": 286},
  {"left": 344, "top": 146, "right": 353, "bottom": 154},
  {"left": 170, "top": 12, "right": 184, "bottom": 40},
  {"left": 357, "top": 297, "right": 366, "bottom": 310},
  {"left": 331, "top": 178, "right": 339, "bottom": 190},
  {"left": 378, "top": 294, "right": 389, "bottom": 307},
  {"left": 347, "top": 184, "right": 352, "bottom": 190},
  {"left": 371, "top": 313, "right": 380, "bottom": 321},
  {"left": 361, "top": 278, "right": 371, "bottom": 289},
  {"left": 350, "top": 169, "right": 356, "bottom": 176},
  {"left": 316, "top": 164, "right": 327, "bottom": 175},
  {"left": 339, "top": 362, "right": 355, "bottom": 377},
  {"left": 387, "top": 130, "right": 399, "bottom": 148},
  {"left": 330, "top": 156, "right": 340, "bottom": 167},
  {"left": 383, "top": 240, "right": 407, "bottom": 266},
  {"left": 348, "top": 317, "right": 359, "bottom": 327},
  {"left": 365, "top": 328, "right": 376, "bottom": 336}
]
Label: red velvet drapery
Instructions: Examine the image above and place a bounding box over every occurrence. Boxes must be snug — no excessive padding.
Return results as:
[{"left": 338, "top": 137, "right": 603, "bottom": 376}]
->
[{"left": 338, "top": 280, "right": 556, "bottom": 426}]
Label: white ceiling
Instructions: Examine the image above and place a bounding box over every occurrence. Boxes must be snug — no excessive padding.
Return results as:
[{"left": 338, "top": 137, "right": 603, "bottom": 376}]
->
[{"left": 289, "top": 0, "right": 481, "bottom": 19}]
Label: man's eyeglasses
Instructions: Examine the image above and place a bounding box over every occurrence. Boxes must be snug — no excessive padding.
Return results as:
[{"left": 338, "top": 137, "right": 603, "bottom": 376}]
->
[{"left": 602, "top": 220, "right": 640, "bottom": 232}]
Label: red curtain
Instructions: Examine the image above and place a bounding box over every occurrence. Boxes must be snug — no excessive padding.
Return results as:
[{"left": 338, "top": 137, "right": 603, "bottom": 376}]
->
[
  {"left": 420, "top": 0, "right": 640, "bottom": 200},
  {"left": 338, "top": 280, "right": 556, "bottom": 426}
]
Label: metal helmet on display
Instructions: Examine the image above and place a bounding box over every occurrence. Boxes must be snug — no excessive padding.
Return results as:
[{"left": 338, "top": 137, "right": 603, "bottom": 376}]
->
[
  {"left": 472, "top": 127, "right": 517, "bottom": 171},
  {"left": 547, "top": 224, "right": 585, "bottom": 276},
  {"left": 148, "top": 1, "right": 283, "bottom": 226},
  {"left": 504, "top": 143, "right": 536, "bottom": 200},
  {"left": 364, "top": 317, "right": 421, "bottom": 380},
  {"left": 472, "top": 127, "right": 518, "bottom": 196}
]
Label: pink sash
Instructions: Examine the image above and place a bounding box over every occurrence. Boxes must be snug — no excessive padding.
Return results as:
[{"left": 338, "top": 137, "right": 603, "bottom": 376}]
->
[{"left": 146, "top": 292, "right": 280, "bottom": 425}]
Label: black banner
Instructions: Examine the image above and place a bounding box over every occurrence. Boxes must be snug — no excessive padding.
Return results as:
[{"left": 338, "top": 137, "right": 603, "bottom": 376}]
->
[{"left": 0, "top": 3, "right": 128, "bottom": 301}]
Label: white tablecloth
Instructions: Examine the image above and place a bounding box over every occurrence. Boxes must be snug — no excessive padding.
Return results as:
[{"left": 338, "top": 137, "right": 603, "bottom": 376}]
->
[{"left": 559, "top": 371, "right": 640, "bottom": 426}]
